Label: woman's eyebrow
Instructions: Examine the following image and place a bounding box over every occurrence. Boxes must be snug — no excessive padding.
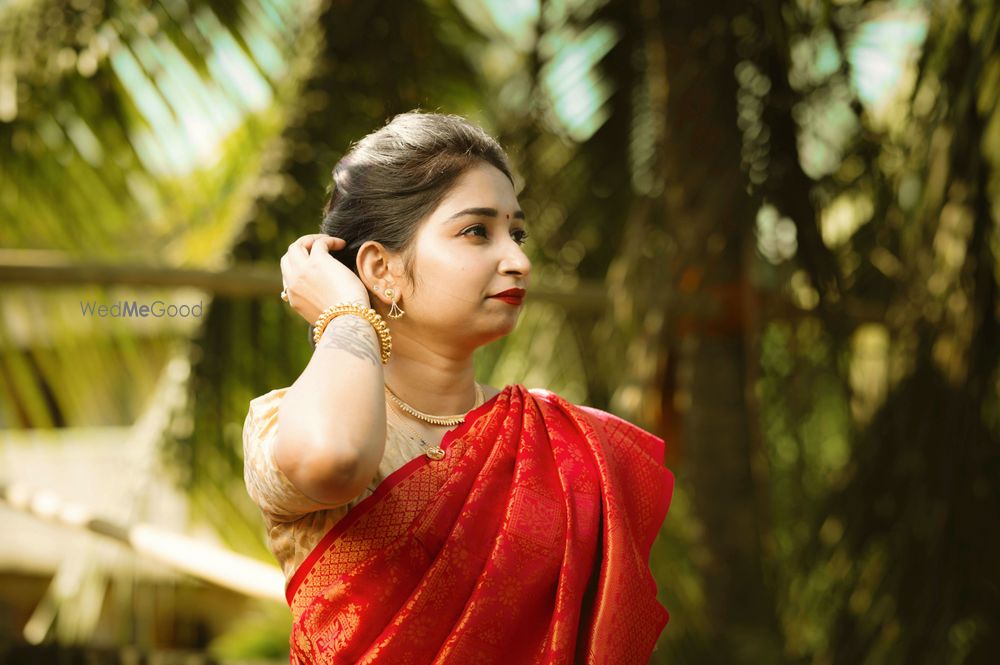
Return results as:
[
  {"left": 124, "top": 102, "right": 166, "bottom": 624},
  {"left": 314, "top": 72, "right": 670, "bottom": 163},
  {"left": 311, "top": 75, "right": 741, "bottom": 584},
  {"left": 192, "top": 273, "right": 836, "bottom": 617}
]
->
[{"left": 443, "top": 207, "right": 526, "bottom": 223}]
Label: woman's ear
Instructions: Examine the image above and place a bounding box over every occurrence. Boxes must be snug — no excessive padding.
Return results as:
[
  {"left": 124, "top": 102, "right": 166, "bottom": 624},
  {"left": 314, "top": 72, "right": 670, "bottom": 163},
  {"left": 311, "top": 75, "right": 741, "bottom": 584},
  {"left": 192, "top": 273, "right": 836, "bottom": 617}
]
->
[{"left": 356, "top": 240, "right": 402, "bottom": 297}]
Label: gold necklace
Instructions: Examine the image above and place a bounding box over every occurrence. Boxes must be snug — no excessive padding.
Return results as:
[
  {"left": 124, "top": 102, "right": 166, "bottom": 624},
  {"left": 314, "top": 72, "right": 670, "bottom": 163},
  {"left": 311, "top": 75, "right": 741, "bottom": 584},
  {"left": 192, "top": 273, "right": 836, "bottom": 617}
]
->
[
  {"left": 384, "top": 383, "right": 485, "bottom": 461},
  {"left": 386, "top": 399, "right": 449, "bottom": 461},
  {"left": 383, "top": 382, "right": 484, "bottom": 426}
]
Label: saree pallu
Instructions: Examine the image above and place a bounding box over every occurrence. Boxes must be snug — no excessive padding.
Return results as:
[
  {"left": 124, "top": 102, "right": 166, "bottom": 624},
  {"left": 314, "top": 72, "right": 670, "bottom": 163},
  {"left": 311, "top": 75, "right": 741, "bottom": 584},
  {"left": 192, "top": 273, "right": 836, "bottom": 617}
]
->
[{"left": 286, "top": 384, "right": 674, "bottom": 664}]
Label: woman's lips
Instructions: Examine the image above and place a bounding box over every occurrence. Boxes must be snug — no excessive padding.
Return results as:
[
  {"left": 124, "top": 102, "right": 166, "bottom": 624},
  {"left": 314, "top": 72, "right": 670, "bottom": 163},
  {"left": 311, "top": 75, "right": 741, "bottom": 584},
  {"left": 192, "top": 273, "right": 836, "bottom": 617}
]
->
[{"left": 489, "top": 295, "right": 524, "bottom": 305}]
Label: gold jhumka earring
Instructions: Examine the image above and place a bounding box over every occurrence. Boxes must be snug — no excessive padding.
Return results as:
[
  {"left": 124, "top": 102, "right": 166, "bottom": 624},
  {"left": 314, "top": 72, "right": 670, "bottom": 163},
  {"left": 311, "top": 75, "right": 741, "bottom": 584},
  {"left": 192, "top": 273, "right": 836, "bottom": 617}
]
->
[{"left": 383, "top": 287, "right": 405, "bottom": 319}]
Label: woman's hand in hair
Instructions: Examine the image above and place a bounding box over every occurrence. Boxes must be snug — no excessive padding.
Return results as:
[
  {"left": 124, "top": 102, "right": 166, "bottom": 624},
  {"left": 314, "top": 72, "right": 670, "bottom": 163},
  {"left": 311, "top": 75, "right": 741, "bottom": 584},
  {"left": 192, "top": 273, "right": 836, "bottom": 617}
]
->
[{"left": 280, "top": 234, "right": 370, "bottom": 324}]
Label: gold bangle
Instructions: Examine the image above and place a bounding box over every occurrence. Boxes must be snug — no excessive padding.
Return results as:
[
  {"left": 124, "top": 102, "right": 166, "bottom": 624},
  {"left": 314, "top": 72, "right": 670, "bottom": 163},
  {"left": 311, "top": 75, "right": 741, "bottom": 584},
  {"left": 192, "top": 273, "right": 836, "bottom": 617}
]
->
[{"left": 312, "top": 302, "right": 392, "bottom": 364}]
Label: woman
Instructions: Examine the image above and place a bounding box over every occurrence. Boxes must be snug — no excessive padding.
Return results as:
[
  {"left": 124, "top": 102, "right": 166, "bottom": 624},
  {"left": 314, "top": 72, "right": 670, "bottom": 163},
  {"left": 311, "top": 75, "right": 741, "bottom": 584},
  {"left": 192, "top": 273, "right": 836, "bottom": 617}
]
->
[{"left": 242, "top": 110, "right": 675, "bottom": 664}]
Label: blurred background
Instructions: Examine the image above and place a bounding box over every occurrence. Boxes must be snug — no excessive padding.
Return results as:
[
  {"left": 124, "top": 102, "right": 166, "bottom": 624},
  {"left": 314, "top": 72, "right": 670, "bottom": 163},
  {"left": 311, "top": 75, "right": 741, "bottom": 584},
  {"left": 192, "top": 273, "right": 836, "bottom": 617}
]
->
[{"left": 1, "top": 0, "right": 998, "bottom": 662}]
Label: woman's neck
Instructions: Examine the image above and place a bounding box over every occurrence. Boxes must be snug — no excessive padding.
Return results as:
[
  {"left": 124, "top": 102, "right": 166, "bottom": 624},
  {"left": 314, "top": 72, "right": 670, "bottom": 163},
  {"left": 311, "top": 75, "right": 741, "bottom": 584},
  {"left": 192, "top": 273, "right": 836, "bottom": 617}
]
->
[{"left": 383, "top": 360, "right": 479, "bottom": 416}]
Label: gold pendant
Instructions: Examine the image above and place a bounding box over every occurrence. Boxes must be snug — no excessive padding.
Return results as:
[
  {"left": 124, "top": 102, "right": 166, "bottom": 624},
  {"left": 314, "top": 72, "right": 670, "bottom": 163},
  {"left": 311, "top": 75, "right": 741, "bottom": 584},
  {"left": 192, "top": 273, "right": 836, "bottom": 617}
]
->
[{"left": 425, "top": 446, "right": 446, "bottom": 460}]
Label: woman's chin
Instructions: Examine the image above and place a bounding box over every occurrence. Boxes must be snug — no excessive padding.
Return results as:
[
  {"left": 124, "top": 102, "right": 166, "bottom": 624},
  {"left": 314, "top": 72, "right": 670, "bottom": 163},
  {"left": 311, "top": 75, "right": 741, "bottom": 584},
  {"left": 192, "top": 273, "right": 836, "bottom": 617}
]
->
[{"left": 471, "top": 318, "right": 519, "bottom": 344}]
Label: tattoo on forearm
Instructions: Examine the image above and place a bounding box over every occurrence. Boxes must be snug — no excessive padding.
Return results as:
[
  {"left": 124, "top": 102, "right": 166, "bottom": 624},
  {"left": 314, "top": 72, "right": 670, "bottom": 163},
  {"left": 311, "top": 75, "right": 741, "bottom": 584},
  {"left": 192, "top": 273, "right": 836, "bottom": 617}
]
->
[{"left": 318, "top": 315, "right": 380, "bottom": 366}]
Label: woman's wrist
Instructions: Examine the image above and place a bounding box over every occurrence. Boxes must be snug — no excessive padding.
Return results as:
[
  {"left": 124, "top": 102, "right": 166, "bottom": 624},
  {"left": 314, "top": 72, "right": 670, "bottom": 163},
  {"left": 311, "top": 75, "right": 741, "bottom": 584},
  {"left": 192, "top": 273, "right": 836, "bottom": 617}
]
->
[
  {"left": 330, "top": 290, "right": 370, "bottom": 309},
  {"left": 311, "top": 301, "right": 392, "bottom": 363}
]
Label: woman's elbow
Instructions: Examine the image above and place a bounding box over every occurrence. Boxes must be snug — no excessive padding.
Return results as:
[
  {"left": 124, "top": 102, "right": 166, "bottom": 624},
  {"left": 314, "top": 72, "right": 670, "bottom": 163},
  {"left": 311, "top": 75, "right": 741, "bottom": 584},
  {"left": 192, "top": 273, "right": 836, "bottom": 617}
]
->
[{"left": 275, "top": 432, "right": 374, "bottom": 506}]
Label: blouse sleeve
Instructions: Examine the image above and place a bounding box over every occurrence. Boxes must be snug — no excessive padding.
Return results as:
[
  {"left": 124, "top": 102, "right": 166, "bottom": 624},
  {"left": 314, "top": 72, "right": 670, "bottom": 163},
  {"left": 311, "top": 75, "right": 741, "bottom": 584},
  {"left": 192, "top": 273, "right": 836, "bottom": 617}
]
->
[{"left": 242, "top": 387, "right": 344, "bottom": 521}]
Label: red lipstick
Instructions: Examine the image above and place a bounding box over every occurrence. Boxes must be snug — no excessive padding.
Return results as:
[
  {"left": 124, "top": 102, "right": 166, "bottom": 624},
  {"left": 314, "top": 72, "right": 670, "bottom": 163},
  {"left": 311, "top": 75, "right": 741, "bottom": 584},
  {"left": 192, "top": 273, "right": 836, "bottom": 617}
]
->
[{"left": 488, "top": 287, "right": 526, "bottom": 305}]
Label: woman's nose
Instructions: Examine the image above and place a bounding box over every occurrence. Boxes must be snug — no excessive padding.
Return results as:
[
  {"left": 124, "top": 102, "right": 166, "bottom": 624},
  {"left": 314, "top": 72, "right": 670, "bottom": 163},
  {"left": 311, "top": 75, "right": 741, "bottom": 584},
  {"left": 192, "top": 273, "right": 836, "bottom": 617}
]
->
[{"left": 502, "top": 242, "right": 531, "bottom": 276}]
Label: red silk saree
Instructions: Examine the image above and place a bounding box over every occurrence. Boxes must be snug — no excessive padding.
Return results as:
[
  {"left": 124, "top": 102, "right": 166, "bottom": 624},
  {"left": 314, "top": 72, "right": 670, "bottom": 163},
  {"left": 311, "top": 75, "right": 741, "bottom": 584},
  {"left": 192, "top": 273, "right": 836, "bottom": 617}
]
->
[{"left": 286, "top": 384, "right": 674, "bottom": 664}]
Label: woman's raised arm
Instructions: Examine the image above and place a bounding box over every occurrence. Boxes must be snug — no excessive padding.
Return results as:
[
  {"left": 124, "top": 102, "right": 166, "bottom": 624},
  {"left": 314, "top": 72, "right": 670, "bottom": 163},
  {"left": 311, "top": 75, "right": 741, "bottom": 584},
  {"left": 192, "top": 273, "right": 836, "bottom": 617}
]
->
[
  {"left": 276, "top": 313, "right": 387, "bottom": 507},
  {"left": 274, "top": 234, "right": 387, "bottom": 507}
]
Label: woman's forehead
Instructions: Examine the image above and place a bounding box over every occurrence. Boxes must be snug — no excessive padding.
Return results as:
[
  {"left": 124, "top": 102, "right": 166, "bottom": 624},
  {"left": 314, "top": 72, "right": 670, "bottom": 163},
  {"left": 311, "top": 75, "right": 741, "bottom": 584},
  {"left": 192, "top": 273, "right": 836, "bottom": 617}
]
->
[{"left": 439, "top": 164, "right": 519, "bottom": 211}]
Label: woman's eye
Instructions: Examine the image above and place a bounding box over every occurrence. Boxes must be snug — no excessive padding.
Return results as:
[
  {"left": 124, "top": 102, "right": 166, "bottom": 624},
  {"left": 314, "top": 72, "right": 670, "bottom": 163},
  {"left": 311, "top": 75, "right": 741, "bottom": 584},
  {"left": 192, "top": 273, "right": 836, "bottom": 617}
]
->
[{"left": 462, "top": 225, "right": 530, "bottom": 245}]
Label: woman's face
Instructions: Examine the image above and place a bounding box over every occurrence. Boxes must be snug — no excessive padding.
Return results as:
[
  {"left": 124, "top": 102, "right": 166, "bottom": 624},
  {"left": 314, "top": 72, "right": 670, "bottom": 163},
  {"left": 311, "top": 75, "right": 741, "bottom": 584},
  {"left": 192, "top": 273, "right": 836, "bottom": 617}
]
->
[{"left": 393, "top": 161, "right": 532, "bottom": 352}]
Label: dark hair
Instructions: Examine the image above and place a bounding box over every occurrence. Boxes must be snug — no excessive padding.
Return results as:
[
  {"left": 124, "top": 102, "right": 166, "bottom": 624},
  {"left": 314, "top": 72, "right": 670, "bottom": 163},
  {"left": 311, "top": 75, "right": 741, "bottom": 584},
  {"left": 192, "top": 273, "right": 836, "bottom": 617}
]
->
[{"left": 321, "top": 110, "right": 515, "bottom": 291}]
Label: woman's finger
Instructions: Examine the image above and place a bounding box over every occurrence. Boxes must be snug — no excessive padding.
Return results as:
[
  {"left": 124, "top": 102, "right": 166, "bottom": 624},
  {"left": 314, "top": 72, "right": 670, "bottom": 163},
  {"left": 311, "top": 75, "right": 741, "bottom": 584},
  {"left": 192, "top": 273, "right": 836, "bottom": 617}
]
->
[
  {"left": 281, "top": 250, "right": 303, "bottom": 277},
  {"left": 280, "top": 252, "right": 297, "bottom": 278},
  {"left": 308, "top": 235, "right": 340, "bottom": 258},
  {"left": 303, "top": 234, "right": 345, "bottom": 252},
  {"left": 286, "top": 238, "right": 315, "bottom": 271},
  {"left": 288, "top": 234, "right": 325, "bottom": 256}
]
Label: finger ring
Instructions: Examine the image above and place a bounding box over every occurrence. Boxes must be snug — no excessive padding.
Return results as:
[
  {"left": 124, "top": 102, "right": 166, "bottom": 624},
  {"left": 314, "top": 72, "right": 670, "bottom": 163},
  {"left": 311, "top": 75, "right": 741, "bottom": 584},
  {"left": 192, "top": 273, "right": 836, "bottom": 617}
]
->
[{"left": 280, "top": 289, "right": 289, "bottom": 302}]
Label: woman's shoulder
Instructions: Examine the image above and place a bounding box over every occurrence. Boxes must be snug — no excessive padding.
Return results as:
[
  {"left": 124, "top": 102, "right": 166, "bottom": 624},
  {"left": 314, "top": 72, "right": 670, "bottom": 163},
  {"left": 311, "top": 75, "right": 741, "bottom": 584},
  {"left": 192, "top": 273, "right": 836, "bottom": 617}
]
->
[
  {"left": 522, "top": 387, "right": 649, "bottom": 431},
  {"left": 481, "top": 384, "right": 503, "bottom": 401},
  {"left": 471, "top": 383, "right": 603, "bottom": 415},
  {"left": 524, "top": 385, "right": 578, "bottom": 407}
]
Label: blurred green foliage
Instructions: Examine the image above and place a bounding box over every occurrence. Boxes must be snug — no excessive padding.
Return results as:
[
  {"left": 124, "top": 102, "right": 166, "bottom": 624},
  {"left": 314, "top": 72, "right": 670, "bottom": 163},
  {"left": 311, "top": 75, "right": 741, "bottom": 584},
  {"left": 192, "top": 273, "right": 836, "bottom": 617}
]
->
[{"left": 2, "top": 0, "right": 998, "bottom": 663}]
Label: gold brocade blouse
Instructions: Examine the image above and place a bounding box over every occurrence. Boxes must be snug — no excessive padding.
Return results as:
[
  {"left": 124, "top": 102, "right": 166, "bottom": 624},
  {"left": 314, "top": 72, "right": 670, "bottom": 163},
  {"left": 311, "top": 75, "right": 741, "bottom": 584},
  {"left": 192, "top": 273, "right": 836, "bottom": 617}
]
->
[{"left": 241, "top": 387, "right": 446, "bottom": 583}]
